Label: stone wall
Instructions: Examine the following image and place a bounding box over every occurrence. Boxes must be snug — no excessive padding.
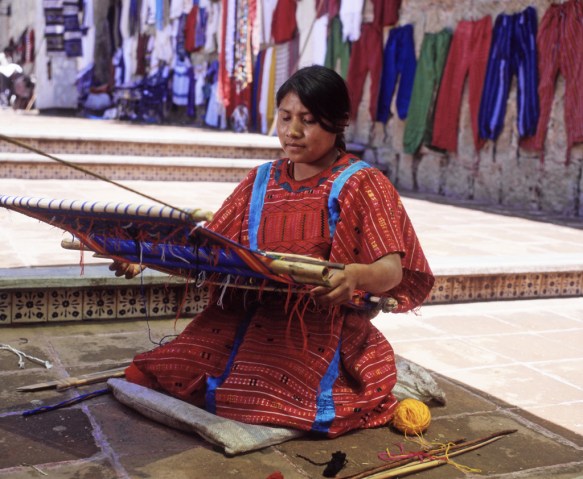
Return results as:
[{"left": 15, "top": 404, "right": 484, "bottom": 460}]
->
[{"left": 347, "top": 0, "right": 583, "bottom": 217}]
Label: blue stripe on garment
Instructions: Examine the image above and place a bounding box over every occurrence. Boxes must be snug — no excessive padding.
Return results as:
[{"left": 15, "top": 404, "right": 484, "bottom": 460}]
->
[
  {"left": 327, "top": 162, "right": 371, "bottom": 238},
  {"left": 311, "top": 340, "right": 342, "bottom": 434},
  {"left": 205, "top": 308, "right": 255, "bottom": 414},
  {"left": 248, "top": 162, "right": 272, "bottom": 250}
]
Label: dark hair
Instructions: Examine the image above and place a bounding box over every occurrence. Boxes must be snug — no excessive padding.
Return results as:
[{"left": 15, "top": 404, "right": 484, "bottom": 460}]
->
[{"left": 276, "top": 65, "right": 350, "bottom": 150}]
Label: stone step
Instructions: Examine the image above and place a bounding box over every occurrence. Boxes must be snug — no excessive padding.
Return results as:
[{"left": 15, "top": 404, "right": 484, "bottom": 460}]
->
[
  {"left": 1, "top": 258, "right": 582, "bottom": 325},
  {"left": 0, "top": 146, "right": 366, "bottom": 182},
  {"left": 1, "top": 123, "right": 284, "bottom": 159},
  {"left": 0, "top": 152, "right": 270, "bottom": 182}
]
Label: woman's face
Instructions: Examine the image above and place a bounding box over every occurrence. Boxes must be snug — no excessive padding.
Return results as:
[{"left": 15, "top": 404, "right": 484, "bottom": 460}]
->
[{"left": 277, "top": 92, "right": 338, "bottom": 176}]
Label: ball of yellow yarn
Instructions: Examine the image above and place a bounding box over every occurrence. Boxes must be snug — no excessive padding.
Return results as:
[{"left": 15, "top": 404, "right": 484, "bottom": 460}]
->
[{"left": 391, "top": 398, "right": 431, "bottom": 435}]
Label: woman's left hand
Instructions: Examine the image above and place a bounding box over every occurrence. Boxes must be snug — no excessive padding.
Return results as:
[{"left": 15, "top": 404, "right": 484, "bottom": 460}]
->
[
  {"left": 310, "top": 254, "right": 403, "bottom": 307},
  {"left": 310, "top": 267, "right": 359, "bottom": 307}
]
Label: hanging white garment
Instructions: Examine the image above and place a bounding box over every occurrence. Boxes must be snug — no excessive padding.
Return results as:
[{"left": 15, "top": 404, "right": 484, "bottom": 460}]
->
[
  {"left": 260, "top": 0, "right": 278, "bottom": 45},
  {"left": 297, "top": 0, "right": 328, "bottom": 68},
  {"left": 193, "top": 62, "right": 208, "bottom": 106},
  {"left": 120, "top": 0, "right": 138, "bottom": 84},
  {"left": 170, "top": 0, "right": 190, "bottom": 19},
  {"left": 258, "top": 46, "right": 273, "bottom": 134},
  {"left": 172, "top": 55, "right": 192, "bottom": 106},
  {"left": 78, "top": 0, "right": 95, "bottom": 73},
  {"left": 274, "top": 42, "right": 290, "bottom": 97},
  {"left": 202, "top": 0, "right": 221, "bottom": 53},
  {"left": 150, "top": 23, "right": 174, "bottom": 71},
  {"left": 339, "top": 0, "right": 365, "bottom": 42},
  {"left": 205, "top": 81, "right": 227, "bottom": 129}
]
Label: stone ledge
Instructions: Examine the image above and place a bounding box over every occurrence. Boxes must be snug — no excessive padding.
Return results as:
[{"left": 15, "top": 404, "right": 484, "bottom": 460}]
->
[
  {"left": 429, "top": 253, "right": 583, "bottom": 275},
  {"left": 428, "top": 271, "right": 583, "bottom": 304},
  {"left": 1, "top": 263, "right": 582, "bottom": 324},
  {"left": 0, "top": 265, "right": 186, "bottom": 290}
]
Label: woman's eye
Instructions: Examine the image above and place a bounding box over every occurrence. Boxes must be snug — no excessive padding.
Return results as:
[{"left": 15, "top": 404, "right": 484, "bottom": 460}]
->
[{"left": 304, "top": 117, "right": 316, "bottom": 124}]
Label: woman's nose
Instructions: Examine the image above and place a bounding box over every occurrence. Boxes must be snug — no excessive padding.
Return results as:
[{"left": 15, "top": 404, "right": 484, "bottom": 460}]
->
[{"left": 287, "top": 119, "right": 302, "bottom": 137}]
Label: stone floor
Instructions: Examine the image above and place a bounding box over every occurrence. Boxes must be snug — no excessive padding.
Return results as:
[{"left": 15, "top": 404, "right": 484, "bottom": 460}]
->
[{"left": 1, "top": 312, "right": 582, "bottom": 479}]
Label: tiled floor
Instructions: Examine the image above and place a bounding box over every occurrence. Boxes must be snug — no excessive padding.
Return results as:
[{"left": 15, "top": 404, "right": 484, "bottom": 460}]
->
[{"left": 373, "top": 297, "right": 583, "bottom": 438}]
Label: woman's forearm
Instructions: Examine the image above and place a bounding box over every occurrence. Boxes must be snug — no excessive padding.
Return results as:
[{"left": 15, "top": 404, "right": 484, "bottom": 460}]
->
[{"left": 346, "top": 253, "right": 403, "bottom": 294}]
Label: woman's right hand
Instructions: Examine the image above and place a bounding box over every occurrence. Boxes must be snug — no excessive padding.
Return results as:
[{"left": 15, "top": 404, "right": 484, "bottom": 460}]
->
[{"left": 108, "top": 261, "right": 145, "bottom": 279}]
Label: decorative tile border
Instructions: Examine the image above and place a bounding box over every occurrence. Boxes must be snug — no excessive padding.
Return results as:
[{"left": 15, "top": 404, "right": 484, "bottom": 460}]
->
[
  {"left": 427, "top": 271, "right": 583, "bottom": 305},
  {"left": 0, "top": 162, "right": 249, "bottom": 183},
  {"left": 48, "top": 288, "right": 83, "bottom": 321},
  {"left": 0, "top": 271, "right": 582, "bottom": 324},
  {"left": 0, "top": 291, "right": 11, "bottom": 324},
  {"left": 0, "top": 284, "right": 211, "bottom": 325},
  {"left": 11, "top": 290, "right": 48, "bottom": 323},
  {"left": 83, "top": 288, "right": 117, "bottom": 320}
]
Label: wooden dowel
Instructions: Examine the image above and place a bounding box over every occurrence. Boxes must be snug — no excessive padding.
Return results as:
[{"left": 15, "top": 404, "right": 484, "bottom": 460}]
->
[{"left": 18, "top": 366, "right": 129, "bottom": 392}]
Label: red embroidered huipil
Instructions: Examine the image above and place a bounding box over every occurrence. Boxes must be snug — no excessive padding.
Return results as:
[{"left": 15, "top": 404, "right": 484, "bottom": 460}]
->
[{"left": 129, "top": 154, "right": 434, "bottom": 437}]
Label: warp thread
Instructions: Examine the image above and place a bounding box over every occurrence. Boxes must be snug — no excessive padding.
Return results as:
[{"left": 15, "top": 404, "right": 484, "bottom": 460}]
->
[{"left": 391, "top": 398, "right": 431, "bottom": 435}]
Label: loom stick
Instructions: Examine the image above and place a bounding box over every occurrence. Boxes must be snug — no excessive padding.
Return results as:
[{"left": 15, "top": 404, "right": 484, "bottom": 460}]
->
[
  {"left": 56, "top": 368, "right": 126, "bottom": 391},
  {"left": 341, "top": 429, "right": 517, "bottom": 479},
  {"left": 263, "top": 251, "right": 346, "bottom": 270},
  {"left": 61, "top": 239, "right": 398, "bottom": 313},
  {"left": 269, "top": 259, "right": 330, "bottom": 285},
  {"left": 17, "top": 366, "right": 128, "bottom": 392},
  {"left": 63, "top": 238, "right": 333, "bottom": 286}
]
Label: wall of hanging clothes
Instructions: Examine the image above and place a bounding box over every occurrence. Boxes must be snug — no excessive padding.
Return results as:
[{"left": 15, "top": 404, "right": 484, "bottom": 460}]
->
[
  {"left": 380, "top": 0, "right": 583, "bottom": 217},
  {"left": 7, "top": 0, "right": 583, "bottom": 215},
  {"left": 215, "top": 0, "right": 579, "bottom": 218}
]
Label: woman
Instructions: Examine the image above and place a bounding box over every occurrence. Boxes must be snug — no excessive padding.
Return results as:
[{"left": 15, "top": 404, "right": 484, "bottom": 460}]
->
[{"left": 122, "top": 65, "right": 434, "bottom": 437}]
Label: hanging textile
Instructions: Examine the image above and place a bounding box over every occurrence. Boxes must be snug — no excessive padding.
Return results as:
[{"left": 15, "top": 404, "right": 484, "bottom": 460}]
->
[
  {"left": 324, "top": 16, "right": 350, "bottom": 79},
  {"left": 521, "top": 0, "right": 583, "bottom": 160},
  {"left": 403, "top": 28, "right": 452, "bottom": 155},
  {"left": 172, "top": 54, "right": 193, "bottom": 106},
  {"left": 339, "top": 0, "right": 364, "bottom": 42},
  {"left": 478, "top": 6, "right": 539, "bottom": 142},
  {"left": 376, "top": 23, "right": 417, "bottom": 123},
  {"left": 346, "top": 23, "right": 383, "bottom": 121},
  {"left": 43, "top": 0, "right": 66, "bottom": 55},
  {"left": 297, "top": 0, "right": 328, "bottom": 69},
  {"left": 431, "top": 15, "right": 492, "bottom": 153},
  {"left": 63, "top": 0, "right": 83, "bottom": 57},
  {"left": 271, "top": 0, "right": 297, "bottom": 44}
]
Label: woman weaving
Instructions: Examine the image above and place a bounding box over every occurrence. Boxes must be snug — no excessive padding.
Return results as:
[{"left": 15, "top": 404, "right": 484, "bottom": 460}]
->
[{"left": 117, "top": 65, "right": 434, "bottom": 437}]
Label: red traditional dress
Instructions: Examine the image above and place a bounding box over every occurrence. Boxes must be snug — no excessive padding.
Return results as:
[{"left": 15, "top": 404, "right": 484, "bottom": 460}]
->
[{"left": 127, "top": 153, "right": 434, "bottom": 437}]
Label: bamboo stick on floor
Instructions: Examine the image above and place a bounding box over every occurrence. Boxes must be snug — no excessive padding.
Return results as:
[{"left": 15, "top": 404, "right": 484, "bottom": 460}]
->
[
  {"left": 341, "top": 429, "right": 517, "bottom": 479},
  {"left": 17, "top": 365, "right": 128, "bottom": 392}
]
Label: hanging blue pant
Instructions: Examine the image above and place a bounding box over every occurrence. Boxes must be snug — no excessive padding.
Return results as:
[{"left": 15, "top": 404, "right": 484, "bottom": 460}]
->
[
  {"left": 376, "top": 24, "right": 417, "bottom": 123},
  {"left": 478, "top": 6, "right": 539, "bottom": 140}
]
